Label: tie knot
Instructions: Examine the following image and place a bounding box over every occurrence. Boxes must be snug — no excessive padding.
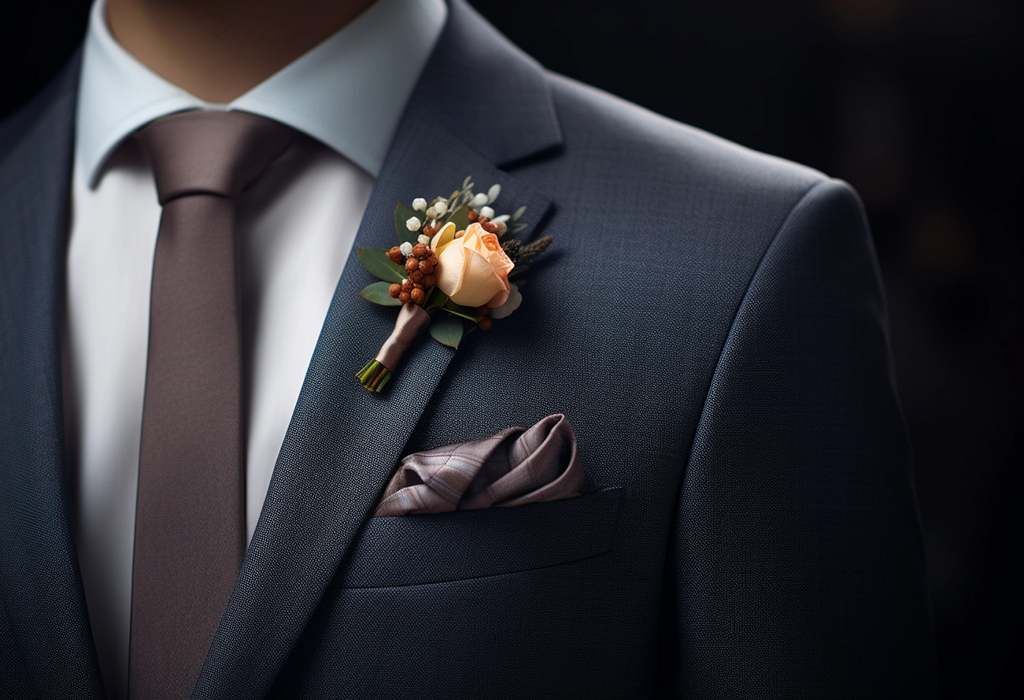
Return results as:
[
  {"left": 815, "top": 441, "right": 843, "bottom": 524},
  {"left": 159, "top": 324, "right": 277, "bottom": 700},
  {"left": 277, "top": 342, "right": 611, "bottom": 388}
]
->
[{"left": 137, "top": 110, "right": 292, "bottom": 205}]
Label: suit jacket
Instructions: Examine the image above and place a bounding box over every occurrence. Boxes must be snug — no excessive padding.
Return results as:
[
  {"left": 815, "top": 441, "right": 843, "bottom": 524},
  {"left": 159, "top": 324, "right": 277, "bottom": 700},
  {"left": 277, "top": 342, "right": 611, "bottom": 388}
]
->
[{"left": 0, "top": 1, "right": 936, "bottom": 698}]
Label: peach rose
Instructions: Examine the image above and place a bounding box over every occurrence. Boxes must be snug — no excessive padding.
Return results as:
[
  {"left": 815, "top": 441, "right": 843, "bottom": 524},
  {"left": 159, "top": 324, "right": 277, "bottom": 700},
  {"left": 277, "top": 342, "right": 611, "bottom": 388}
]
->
[{"left": 432, "top": 223, "right": 514, "bottom": 308}]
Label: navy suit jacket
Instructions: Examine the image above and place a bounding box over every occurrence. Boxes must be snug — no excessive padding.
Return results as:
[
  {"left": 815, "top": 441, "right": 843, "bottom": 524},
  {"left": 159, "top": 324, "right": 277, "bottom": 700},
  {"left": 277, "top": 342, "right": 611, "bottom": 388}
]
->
[{"left": 0, "top": 1, "right": 936, "bottom": 698}]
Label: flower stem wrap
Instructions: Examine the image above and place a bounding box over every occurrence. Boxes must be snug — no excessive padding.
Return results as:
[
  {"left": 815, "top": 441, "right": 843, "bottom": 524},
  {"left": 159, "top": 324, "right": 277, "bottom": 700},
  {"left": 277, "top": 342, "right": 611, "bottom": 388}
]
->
[{"left": 356, "top": 303, "right": 431, "bottom": 392}]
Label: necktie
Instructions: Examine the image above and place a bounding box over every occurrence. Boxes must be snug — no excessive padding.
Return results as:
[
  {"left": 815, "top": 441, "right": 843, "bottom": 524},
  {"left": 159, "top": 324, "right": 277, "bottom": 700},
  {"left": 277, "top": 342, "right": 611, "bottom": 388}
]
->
[{"left": 130, "top": 110, "right": 291, "bottom": 700}]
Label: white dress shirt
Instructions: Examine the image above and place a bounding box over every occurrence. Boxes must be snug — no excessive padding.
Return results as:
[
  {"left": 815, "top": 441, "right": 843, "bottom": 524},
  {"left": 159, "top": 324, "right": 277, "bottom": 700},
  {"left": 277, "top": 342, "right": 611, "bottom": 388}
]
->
[{"left": 64, "top": 0, "right": 447, "bottom": 697}]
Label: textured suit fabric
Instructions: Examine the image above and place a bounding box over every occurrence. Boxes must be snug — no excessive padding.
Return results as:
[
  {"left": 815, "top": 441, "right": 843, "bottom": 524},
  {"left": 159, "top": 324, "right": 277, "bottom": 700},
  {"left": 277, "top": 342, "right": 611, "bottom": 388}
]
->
[
  {"left": 0, "top": 1, "right": 936, "bottom": 698},
  {"left": 0, "top": 52, "right": 106, "bottom": 700}
]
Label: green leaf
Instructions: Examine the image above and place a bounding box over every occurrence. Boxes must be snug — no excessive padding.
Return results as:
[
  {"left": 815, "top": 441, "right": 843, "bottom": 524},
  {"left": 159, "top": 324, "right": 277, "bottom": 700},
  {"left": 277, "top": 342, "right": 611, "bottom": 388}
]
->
[
  {"left": 447, "top": 205, "right": 471, "bottom": 234},
  {"left": 394, "top": 202, "right": 422, "bottom": 246},
  {"left": 359, "top": 281, "right": 401, "bottom": 306},
  {"left": 430, "top": 313, "right": 463, "bottom": 349},
  {"left": 424, "top": 289, "right": 449, "bottom": 313},
  {"left": 358, "top": 247, "right": 407, "bottom": 283}
]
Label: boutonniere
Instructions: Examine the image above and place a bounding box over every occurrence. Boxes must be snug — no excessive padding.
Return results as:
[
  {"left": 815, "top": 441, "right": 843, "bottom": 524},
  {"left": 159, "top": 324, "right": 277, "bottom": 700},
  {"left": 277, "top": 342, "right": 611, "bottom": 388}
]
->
[{"left": 356, "top": 176, "right": 552, "bottom": 392}]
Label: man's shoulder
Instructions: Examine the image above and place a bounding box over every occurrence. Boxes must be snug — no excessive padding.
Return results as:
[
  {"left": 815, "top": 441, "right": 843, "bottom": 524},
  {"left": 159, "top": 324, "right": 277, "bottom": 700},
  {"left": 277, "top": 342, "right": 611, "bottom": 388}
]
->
[{"left": 542, "top": 71, "right": 828, "bottom": 238}]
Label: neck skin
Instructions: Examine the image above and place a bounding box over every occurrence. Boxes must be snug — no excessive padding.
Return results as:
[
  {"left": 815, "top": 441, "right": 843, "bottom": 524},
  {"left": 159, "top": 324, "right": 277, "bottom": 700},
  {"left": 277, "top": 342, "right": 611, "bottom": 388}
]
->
[{"left": 106, "top": 0, "right": 379, "bottom": 103}]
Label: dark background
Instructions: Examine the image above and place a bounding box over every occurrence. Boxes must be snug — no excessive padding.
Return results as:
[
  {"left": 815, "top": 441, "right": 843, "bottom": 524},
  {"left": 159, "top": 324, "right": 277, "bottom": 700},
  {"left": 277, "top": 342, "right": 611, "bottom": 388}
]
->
[{"left": 1, "top": 0, "right": 1020, "bottom": 696}]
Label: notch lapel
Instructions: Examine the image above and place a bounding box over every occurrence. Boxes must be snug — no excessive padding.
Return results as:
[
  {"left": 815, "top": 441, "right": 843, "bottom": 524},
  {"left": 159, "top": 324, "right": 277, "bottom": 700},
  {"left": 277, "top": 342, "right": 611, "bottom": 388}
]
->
[
  {"left": 0, "top": 55, "right": 106, "bottom": 698},
  {"left": 193, "top": 3, "right": 560, "bottom": 697},
  {"left": 193, "top": 112, "right": 554, "bottom": 700}
]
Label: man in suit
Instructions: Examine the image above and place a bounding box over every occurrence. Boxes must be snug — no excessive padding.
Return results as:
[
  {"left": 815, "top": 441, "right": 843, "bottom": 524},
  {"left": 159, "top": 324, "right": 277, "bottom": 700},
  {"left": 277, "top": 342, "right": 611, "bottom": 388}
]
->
[{"left": 0, "top": 0, "right": 936, "bottom": 698}]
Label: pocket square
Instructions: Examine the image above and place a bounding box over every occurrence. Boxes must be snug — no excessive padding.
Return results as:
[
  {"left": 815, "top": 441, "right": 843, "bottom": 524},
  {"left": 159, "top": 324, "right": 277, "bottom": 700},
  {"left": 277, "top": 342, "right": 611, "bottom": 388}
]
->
[{"left": 374, "top": 414, "right": 586, "bottom": 517}]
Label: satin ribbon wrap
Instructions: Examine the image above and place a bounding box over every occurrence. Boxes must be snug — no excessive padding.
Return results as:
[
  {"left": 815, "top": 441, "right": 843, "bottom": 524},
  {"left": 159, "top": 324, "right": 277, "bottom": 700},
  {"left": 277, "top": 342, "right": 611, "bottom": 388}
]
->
[
  {"left": 375, "top": 303, "right": 431, "bottom": 371},
  {"left": 356, "top": 303, "right": 431, "bottom": 392},
  {"left": 375, "top": 414, "right": 587, "bottom": 516}
]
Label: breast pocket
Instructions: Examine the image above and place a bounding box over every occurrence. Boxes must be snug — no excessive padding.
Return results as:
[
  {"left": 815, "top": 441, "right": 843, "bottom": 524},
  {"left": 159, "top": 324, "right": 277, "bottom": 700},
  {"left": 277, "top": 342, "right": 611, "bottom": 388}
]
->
[{"left": 336, "top": 486, "right": 624, "bottom": 588}]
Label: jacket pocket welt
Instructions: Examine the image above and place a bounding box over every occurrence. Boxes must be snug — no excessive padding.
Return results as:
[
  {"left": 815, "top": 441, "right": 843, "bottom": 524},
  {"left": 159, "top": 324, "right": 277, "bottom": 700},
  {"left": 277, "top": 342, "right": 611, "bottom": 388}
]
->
[{"left": 336, "top": 486, "right": 624, "bottom": 588}]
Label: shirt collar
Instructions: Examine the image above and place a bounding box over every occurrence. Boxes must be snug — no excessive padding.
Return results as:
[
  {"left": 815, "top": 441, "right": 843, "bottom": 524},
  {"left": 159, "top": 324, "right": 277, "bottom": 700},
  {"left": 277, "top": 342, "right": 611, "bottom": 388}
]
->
[{"left": 76, "top": 0, "right": 447, "bottom": 186}]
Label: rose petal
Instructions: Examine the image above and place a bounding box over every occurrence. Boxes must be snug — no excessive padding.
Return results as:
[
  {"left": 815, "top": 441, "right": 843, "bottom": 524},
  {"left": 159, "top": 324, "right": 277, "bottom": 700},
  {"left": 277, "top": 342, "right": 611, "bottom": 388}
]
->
[
  {"left": 435, "top": 237, "right": 467, "bottom": 299},
  {"left": 463, "top": 226, "right": 514, "bottom": 279},
  {"left": 451, "top": 247, "right": 505, "bottom": 307},
  {"left": 436, "top": 223, "right": 517, "bottom": 308},
  {"left": 486, "top": 279, "right": 511, "bottom": 308}
]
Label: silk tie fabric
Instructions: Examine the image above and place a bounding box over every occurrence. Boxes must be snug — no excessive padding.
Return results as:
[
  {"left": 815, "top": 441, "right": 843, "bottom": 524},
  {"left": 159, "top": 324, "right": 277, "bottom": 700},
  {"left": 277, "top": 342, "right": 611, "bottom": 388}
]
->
[{"left": 130, "top": 111, "right": 291, "bottom": 700}]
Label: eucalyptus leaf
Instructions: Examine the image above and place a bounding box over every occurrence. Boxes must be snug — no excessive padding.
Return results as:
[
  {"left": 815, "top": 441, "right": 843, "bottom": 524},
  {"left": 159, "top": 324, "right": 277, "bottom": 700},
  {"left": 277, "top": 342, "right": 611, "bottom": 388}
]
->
[
  {"left": 430, "top": 313, "right": 463, "bottom": 349},
  {"left": 448, "top": 206, "right": 471, "bottom": 234},
  {"left": 424, "top": 289, "right": 449, "bottom": 313},
  {"left": 394, "top": 202, "right": 422, "bottom": 246},
  {"left": 359, "top": 281, "right": 402, "bottom": 306},
  {"left": 358, "top": 247, "right": 407, "bottom": 283}
]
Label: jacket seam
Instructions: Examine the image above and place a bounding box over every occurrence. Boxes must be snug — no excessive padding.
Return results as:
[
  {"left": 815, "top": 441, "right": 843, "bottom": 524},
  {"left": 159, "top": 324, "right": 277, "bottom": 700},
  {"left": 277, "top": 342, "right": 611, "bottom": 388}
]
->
[
  {"left": 677, "top": 177, "right": 833, "bottom": 497},
  {"left": 654, "top": 177, "right": 835, "bottom": 652}
]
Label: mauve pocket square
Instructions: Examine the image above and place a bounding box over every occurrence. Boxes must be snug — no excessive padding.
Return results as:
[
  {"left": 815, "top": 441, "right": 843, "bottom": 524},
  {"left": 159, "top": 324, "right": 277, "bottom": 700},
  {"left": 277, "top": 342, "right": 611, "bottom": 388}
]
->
[{"left": 374, "top": 414, "right": 587, "bottom": 517}]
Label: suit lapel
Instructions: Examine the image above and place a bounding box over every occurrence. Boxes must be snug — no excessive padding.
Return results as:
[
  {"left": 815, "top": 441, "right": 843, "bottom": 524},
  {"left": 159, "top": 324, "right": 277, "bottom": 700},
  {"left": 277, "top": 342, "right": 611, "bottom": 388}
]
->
[
  {"left": 193, "top": 2, "right": 559, "bottom": 698},
  {"left": 0, "top": 55, "right": 106, "bottom": 698}
]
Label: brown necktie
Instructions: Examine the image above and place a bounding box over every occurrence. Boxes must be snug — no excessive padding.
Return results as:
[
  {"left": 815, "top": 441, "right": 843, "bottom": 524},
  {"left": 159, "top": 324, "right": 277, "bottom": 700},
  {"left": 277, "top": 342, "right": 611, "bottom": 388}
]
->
[{"left": 130, "top": 110, "right": 291, "bottom": 700}]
